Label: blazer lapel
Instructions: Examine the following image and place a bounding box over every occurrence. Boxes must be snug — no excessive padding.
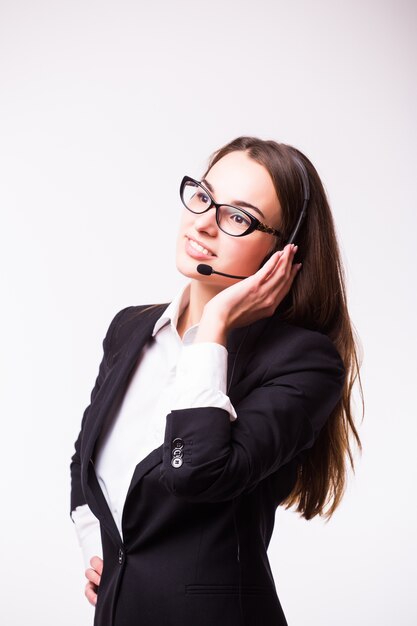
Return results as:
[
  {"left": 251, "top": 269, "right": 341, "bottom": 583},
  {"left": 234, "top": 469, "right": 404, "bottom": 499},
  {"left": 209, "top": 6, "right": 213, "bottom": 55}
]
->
[
  {"left": 81, "top": 305, "right": 166, "bottom": 465},
  {"left": 81, "top": 305, "right": 167, "bottom": 542}
]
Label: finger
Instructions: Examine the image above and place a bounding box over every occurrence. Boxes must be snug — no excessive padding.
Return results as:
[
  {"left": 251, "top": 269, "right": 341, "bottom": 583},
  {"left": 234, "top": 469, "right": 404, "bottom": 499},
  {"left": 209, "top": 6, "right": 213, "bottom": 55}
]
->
[
  {"left": 263, "top": 245, "right": 295, "bottom": 283},
  {"left": 283, "top": 243, "right": 294, "bottom": 256},
  {"left": 275, "top": 244, "right": 295, "bottom": 266},
  {"left": 284, "top": 244, "right": 298, "bottom": 261},
  {"left": 261, "top": 250, "right": 284, "bottom": 281},
  {"left": 90, "top": 556, "right": 104, "bottom": 575},
  {"left": 85, "top": 581, "right": 98, "bottom": 606},
  {"left": 269, "top": 254, "right": 301, "bottom": 304},
  {"left": 281, "top": 245, "right": 298, "bottom": 278},
  {"left": 85, "top": 567, "right": 101, "bottom": 586}
]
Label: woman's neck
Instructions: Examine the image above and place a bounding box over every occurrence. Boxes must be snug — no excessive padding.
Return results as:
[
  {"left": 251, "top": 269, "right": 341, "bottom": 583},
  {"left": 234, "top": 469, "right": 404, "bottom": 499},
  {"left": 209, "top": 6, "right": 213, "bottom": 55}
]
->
[{"left": 177, "top": 279, "right": 223, "bottom": 339}]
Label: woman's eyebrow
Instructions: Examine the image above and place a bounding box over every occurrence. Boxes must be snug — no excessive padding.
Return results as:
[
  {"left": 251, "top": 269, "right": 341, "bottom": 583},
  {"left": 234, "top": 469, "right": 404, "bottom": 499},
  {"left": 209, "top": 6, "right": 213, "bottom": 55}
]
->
[{"left": 202, "top": 178, "right": 265, "bottom": 219}]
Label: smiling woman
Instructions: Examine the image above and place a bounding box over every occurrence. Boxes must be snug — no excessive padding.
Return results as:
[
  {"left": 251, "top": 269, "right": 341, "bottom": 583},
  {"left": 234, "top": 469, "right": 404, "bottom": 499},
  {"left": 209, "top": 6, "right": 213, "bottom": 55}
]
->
[
  {"left": 176, "top": 151, "right": 284, "bottom": 287},
  {"left": 70, "top": 136, "right": 363, "bottom": 626}
]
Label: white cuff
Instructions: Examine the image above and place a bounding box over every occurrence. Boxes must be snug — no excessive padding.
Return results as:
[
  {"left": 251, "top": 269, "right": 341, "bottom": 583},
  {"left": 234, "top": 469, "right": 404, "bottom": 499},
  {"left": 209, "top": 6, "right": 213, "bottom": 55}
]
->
[{"left": 171, "top": 342, "right": 238, "bottom": 421}]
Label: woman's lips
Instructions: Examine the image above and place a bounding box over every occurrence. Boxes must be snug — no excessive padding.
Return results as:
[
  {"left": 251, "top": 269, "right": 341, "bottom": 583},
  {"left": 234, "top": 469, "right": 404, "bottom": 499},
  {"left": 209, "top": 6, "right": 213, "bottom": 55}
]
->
[{"left": 185, "top": 237, "right": 216, "bottom": 260}]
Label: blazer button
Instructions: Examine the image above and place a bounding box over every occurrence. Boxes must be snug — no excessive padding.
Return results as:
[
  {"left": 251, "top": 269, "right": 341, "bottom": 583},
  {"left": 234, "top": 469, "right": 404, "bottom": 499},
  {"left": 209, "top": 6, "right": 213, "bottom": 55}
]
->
[
  {"left": 171, "top": 457, "right": 183, "bottom": 468},
  {"left": 172, "top": 448, "right": 183, "bottom": 458},
  {"left": 172, "top": 438, "right": 184, "bottom": 450},
  {"left": 118, "top": 548, "right": 124, "bottom": 564}
]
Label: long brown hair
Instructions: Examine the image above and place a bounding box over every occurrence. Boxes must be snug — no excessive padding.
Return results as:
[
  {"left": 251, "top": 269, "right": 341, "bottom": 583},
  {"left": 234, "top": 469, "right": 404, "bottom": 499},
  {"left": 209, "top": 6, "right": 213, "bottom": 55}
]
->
[{"left": 203, "top": 136, "right": 364, "bottom": 520}]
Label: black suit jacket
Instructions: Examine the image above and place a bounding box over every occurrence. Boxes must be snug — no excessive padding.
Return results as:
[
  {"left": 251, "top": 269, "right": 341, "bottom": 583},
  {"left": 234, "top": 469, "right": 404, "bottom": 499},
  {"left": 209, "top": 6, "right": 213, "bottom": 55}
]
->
[{"left": 70, "top": 302, "right": 346, "bottom": 626}]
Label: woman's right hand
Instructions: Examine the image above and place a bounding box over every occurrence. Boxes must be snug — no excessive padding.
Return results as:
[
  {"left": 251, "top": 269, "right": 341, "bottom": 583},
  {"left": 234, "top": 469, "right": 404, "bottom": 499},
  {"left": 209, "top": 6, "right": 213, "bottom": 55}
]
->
[
  {"left": 198, "top": 244, "right": 301, "bottom": 337},
  {"left": 85, "top": 556, "right": 103, "bottom": 606}
]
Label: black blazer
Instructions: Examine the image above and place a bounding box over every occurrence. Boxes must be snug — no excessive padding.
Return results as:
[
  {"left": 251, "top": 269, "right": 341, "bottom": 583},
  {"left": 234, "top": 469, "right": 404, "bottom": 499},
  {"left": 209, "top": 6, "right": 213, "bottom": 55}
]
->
[{"left": 70, "top": 302, "right": 346, "bottom": 626}]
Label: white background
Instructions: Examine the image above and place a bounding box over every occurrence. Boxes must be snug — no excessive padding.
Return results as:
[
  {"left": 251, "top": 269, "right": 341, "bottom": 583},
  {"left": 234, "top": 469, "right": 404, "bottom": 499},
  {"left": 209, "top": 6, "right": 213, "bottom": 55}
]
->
[{"left": 0, "top": 1, "right": 416, "bottom": 624}]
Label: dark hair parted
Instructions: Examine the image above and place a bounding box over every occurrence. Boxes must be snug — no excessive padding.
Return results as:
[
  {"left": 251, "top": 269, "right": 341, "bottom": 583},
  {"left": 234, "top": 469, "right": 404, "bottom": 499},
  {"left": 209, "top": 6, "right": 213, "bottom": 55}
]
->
[{"left": 203, "top": 136, "right": 364, "bottom": 521}]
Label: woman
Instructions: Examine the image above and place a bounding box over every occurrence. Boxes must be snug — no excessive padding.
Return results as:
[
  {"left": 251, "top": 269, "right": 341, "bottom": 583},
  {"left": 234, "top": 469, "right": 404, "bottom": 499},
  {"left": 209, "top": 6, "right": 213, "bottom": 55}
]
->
[{"left": 70, "top": 136, "right": 363, "bottom": 626}]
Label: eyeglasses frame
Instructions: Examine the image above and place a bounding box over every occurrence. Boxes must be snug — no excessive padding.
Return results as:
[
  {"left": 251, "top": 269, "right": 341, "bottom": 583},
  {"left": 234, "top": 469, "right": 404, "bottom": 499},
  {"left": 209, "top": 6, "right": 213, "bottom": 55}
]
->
[
  {"left": 180, "top": 155, "right": 310, "bottom": 246},
  {"left": 180, "top": 175, "right": 282, "bottom": 238}
]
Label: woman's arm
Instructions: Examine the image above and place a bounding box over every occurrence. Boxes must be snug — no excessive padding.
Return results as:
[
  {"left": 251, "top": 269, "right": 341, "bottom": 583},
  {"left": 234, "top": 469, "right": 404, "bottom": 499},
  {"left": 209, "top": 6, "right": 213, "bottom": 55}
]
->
[
  {"left": 158, "top": 245, "right": 345, "bottom": 502},
  {"left": 71, "top": 503, "right": 103, "bottom": 568},
  {"left": 159, "top": 328, "right": 345, "bottom": 502},
  {"left": 69, "top": 307, "right": 133, "bottom": 605},
  {"left": 170, "top": 342, "right": 237, "bottom": 420},
  {"left": 169, "top": 246, "right": 300, "bottom": 423},
  {"left": 71, "top": 504, "right": 104, "bottom": 605},
  {"left": 69, "top": 306, "right": 132, "bottom": 515}
]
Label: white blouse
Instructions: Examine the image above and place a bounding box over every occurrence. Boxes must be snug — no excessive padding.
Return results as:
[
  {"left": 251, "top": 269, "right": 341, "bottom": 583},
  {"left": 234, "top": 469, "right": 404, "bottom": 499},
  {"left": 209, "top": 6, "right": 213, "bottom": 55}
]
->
[{"left": 72, "top": 281, "right": 238, "bottom": 568}]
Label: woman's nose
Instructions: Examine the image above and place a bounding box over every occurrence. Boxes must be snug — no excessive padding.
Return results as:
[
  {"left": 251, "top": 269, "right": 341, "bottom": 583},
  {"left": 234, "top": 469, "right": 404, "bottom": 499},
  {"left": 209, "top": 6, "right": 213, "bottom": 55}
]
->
[{"left": 193, "top": 207, "right": 218, "bottom": 235}]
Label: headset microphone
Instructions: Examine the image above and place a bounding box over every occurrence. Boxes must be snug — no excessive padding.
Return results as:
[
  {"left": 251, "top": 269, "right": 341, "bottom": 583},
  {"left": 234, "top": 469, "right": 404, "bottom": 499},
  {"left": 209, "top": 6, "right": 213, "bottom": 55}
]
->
[{"left": 197, "top": 264, "right": 248, "bottom": 280}]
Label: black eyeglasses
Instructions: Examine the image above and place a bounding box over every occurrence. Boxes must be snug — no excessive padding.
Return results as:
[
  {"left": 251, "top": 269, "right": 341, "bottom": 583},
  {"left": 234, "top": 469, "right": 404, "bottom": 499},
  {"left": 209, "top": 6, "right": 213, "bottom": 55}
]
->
[{"left": 179, "top": 176, "right": 282, "bottom": 238}]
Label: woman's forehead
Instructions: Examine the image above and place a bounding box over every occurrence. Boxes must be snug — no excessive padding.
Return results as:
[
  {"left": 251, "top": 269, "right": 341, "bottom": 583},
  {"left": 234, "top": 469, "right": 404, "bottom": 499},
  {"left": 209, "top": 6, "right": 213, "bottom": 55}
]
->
[{"left": 205, "top": 151, "right": 281, "bottom": 221}]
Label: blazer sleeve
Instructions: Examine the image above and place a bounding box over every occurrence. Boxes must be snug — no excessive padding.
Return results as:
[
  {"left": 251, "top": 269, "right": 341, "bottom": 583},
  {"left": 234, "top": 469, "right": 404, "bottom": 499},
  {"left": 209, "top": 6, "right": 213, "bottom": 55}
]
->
[
  {"left": 69, "top": 306, "right": 132, "bottom": 517},
  {"left": 159, "top": 329, "right": 346, "bottom": 503}
]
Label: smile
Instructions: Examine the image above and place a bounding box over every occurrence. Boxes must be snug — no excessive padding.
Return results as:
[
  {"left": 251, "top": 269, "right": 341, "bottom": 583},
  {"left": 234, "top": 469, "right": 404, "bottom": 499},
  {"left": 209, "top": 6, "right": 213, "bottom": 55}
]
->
[{"left": 185, "top": 236, "right": 216, "bottom": 257}]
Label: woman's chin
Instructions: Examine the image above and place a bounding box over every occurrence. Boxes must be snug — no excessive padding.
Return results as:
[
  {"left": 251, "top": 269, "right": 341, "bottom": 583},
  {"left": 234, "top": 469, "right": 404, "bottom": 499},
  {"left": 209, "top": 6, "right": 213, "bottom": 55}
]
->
[{"left": 176, "top": 256, "right": 208, "bottom": 278}]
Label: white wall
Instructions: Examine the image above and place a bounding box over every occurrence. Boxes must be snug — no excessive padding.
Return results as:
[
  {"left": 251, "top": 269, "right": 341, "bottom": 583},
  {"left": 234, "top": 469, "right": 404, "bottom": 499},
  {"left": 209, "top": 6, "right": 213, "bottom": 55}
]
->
[{"left": 0, "top": 0, "right": 415, "bottom": 624}]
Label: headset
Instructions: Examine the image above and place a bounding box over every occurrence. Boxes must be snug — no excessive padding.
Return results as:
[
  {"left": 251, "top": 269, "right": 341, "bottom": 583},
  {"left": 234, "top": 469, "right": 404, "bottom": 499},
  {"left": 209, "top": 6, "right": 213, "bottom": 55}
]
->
[
  {"left": 285, "top": 155, "right": 310, "bottom": 245},
  {"left": 258, "top": 154, "right": 310, "bottom": 268}
]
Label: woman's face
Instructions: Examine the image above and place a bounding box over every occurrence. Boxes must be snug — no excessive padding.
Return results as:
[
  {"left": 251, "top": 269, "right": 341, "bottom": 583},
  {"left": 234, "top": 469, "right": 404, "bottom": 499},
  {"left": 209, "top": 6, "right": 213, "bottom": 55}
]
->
[{"left": 175, "top": 150, "right": 282, "bottom": 288}]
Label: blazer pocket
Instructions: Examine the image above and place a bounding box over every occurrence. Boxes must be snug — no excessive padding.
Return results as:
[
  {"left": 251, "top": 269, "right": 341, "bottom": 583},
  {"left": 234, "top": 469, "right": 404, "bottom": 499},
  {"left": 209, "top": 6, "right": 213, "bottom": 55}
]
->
[{"left": 185, "top": 583, "right": 275, "bottom": 596}]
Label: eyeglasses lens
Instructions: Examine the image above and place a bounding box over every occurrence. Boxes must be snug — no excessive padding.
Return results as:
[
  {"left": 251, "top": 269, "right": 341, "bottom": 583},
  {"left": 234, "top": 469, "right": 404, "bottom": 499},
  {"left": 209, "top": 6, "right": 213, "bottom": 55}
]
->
[
  {"left": 182, "top": 181, "right": 211, "bottom": 213},
  {"left": 181, "top": 180, "right": 252, "bottom": 236}
]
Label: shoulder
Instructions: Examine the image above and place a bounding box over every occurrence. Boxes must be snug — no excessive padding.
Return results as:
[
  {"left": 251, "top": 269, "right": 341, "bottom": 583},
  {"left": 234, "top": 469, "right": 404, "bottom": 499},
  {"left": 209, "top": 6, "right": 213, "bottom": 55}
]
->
[
  {"left": 103, "top": 302, "right": 169, "bottom": 357},
  {"left": 239, "top": 318, "right": 347, "bottom": 427},
  {"left": 252, "top": 315, "right": 346, "bottom": 383}
]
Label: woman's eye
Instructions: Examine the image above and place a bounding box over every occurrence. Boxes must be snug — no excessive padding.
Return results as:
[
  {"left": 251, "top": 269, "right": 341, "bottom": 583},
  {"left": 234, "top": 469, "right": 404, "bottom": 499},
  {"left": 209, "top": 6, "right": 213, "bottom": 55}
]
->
[
  {"left": 230, "top": 213, "right": 251, "bottom": 226},
  {"left": 197, "top": 192, "right": 210, "bottom": 204}
]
